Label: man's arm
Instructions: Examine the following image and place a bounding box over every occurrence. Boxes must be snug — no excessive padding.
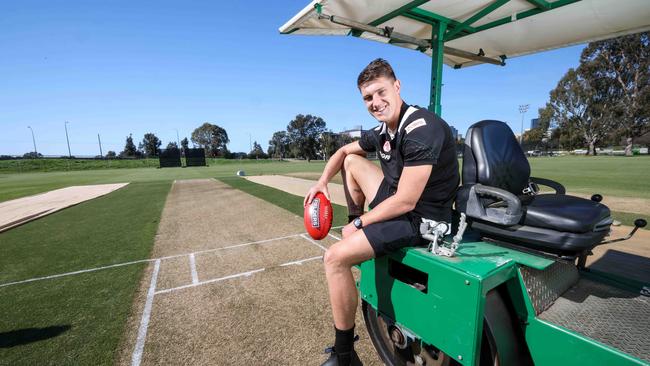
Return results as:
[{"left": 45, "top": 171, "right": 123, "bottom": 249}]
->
[
  {"left": 357, "top": 164, "right": 431, "bottom": 226},
  {"left": 304, "top": 141, "right": 366, "bottom": 205}
]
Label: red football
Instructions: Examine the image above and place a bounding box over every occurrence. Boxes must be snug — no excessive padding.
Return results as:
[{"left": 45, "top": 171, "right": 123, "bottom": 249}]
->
[{"left": 304, "top": 192, "right": 333, "bottom": 240}]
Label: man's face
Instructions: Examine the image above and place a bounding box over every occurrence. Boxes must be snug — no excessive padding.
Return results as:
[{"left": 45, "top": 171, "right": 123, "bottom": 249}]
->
[{"left": 359, "top": 76, "right": 401, "bottom": 125}]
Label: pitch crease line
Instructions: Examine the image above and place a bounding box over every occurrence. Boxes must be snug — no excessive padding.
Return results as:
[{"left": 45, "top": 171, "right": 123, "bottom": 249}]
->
[
  {"left": 0, "top": 232, "right": 303, "bottom": 288},
  {"left": 189, "top": 253, "right": 199, "bottom": 284},
  {"left": 0, "top": 259, "right": 150, "bottom": 288},
  {"left": 279, "top": 256, "right": 322, "bottom": 266},
  {"left": 155, "top": 268, "right": 265, "bottom": 295},
  {"left": 156, "top": 253, "right": 326, "bottom": 295},
  {"left": 131, "top": 259, "right": 161, "bottom": 366},
  {"left": 328, "top": 233, "right": 342, "bottom": 241},
  {"left": 300, "top": 234, "right": 328, "bottom": 252}
]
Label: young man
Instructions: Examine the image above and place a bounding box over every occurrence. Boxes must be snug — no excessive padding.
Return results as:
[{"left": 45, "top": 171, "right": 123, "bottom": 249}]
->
[{"left": 304, "top": 59, "right": 459, "bottom": 366}]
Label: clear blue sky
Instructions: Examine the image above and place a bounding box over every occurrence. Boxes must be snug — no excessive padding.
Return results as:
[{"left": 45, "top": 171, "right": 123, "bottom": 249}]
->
[{"left": 0, "top": 0, "right": 584, "bottom": 156}]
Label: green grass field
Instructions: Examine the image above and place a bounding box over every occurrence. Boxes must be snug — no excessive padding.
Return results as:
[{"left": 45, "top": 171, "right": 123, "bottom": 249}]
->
[
  {"left": 0, "top": 155, "right": 648, "bottom": 365},
  {"left": 1, "top": 155, "right": 648, "bottom": 202},
  {"left": 0, "top": 182, "right": 169, "bottom": 365},
  {"left": 0, "top": 157, "right": 289, "bottom": 174}
]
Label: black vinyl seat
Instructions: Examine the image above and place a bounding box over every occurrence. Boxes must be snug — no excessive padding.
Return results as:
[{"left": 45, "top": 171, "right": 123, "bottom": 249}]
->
[{"left": 456, "top": 120, "right": 612, "bottom": 256}]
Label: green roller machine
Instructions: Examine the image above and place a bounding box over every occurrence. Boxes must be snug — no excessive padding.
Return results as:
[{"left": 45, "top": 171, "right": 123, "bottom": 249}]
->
[{"left": 281, "top": 1, "right": 650, "bottom": 365}]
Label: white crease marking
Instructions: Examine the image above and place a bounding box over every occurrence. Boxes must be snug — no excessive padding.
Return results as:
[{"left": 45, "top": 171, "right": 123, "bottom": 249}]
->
[
  {"left": 155, "top": 268, "right": 265, "bottom": 295},
  {"left": 328, "top": 233, "right": 342, "bottom": 241},
  {"left": 0, "top": 232, "right": 304, "bottom": 288},
  {"left": 189, "top": 253, "right": 199, "bottom": 284},
  {"left": 131, "top": 259, "right": 161, "bottom": 366},
  {"left": 300, "top": 234, "right": 328, "bottom": 251},
  {"left": 279, "top": 256, "right": 323, "bottom": 266}
]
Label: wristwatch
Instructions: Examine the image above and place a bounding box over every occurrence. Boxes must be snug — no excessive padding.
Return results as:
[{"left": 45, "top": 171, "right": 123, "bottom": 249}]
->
[{"left": 353, "top": 217, "right": 363, "bottom": 229}]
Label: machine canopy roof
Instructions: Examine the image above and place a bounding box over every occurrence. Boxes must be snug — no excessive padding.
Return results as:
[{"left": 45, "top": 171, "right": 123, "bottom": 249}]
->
[{"left": 279, "top": 0, "right": 650, "bottom": 68}]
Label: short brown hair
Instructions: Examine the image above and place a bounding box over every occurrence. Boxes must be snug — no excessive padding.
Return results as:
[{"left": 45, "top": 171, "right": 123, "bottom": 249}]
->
[{"left": 357, "top": 58, "right": 396, "bottom": 88}]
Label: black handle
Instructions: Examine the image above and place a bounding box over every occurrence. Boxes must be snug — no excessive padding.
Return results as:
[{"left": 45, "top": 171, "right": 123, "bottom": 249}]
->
[
  {"left": 530, "top": 177, "right": 566, "bottom": 194},
  {"left": 473, "top": 184, "right": 522, "bottom": 217}
]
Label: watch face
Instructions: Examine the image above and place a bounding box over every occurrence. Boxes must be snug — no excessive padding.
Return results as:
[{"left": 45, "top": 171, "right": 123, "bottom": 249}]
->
[{"left": 354, "top": 217, "right": 362, "bottom": 229}]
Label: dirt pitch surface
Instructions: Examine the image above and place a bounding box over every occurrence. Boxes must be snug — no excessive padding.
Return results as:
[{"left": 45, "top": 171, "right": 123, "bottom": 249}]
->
[
  {"left": 0, "top": 183, "right": 129, "bottom": 232},
  {"left": 118, "top": 179, "right": 382, "bottom": 366}
]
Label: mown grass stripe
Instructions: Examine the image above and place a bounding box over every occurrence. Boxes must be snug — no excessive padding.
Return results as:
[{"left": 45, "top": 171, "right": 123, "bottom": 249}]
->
[{"left": 218, "top": 176, "right": 349, "bottom": 227}]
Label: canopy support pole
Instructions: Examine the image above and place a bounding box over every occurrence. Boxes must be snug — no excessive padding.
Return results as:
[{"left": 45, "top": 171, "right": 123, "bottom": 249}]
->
[{"left": 429, "top": 22, "right": 446, "bottom": 115}]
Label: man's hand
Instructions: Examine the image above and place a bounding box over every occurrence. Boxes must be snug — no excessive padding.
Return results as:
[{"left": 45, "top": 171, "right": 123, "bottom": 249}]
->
[
  {"left": 341, "top": 222, "right": 359, "bottom": 238},
  {"left": 304, "top": 181, "right": 330, "bottom": 206}
]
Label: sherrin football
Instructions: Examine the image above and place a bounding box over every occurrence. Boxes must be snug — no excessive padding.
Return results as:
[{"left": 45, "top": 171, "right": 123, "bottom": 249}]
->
[{"left": 304, "top": 192, "right": 333, "bottom": 240}]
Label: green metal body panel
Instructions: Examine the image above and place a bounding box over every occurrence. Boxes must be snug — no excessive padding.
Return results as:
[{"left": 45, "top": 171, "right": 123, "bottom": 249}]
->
[
  {"left": 358, "top": 240, "right": 554, "bottom": 365},
  {"left": 359, "top": 240, "right": 649, "bottom": 365},
  {"left": 524, "top": 318, "right": 648, "bottom": 365}
]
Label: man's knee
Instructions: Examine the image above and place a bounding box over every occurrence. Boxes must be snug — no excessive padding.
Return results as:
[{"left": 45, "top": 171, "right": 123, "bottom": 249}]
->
[
  {"left": 323, "top": 244, "right": 348, "bottom": 270},
  {"left": 343, "top": 153, "right": 365, "bottom": 172}
]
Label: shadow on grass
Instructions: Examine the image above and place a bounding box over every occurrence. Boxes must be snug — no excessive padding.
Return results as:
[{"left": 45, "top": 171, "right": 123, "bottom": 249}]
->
[{"left": 0, "top": 325, "right": 71, "bottom": 348}]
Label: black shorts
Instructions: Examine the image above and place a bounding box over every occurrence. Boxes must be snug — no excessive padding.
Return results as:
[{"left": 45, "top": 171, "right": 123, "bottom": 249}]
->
[{"left": 363, "top": 180, "right": 427, "bottom": 257}]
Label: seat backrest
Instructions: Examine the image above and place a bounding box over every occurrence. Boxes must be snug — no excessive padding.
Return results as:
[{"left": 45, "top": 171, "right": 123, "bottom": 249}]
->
[{"left": 462, "top": 120, "right": 530, "bottom": 194}]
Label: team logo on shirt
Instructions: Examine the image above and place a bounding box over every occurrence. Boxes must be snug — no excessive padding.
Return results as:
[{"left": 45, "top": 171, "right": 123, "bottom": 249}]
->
[
  {"left": 383, "top": 140, "right": 391, "bottom": 153},
  {"left": 380, "top": 140, "right": 392, "bottom": 161}
]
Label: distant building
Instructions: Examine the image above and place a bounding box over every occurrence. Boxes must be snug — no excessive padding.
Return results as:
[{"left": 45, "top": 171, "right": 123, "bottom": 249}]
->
[
  {"left": 340, "top": 125, "right": 364, "bottom": 139},
  {"left": 547, "top": 119, "right": 559, "bottom": 137},
  {"left": 530, "top": 118, "right": 540, "bottom": 129},
  {"left": 449, "top": 126, "right": 459, "bottom": 140}
]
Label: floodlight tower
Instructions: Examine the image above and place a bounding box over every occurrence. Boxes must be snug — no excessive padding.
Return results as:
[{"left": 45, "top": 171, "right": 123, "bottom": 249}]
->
[
  {"left": 519, "top": 104, "right": 530, "bottom": 145},
  {"left": 27, "top": 126, "right": 38, "bottom": 156},
  {"left": 64, "top": 121, "right": 72, "bottom": 159}
]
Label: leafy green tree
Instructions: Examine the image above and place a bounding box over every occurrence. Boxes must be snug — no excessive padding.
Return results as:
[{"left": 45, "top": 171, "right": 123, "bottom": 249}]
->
[
  {"left": 166, "top": 141, "right": 179, "bottom": 151},
  {"left": 23, "top": 152, "right": 43, "bottom": 159},
  {"left": 191, "top": 123, "right": 229, "bottom": 157},
  {"left": 248, "top": 141, "right": 267, "bottom": 159},
  {"left": 106, "top": 151, "right": 117, "bottom": 159},
  {"left": 286, "top": 114, "right": 326, "bottom": 161},
  {"left": 139, "top": 133, "right": 162, "bottom": 157},
  {"left": 546, "top": 68, "right": 617, "bottom": 155},
  {"left": 268, "top": 131, "right": 289, "bottom": 159},
  {"left": 120, "top": 134, "right": 140, "bottom": 158},
  {"left": 320, "top": 130, "right": 354, "bottom": 160},
  {"left": 580, "top": 32, "right": 649, "bottom": 153}
]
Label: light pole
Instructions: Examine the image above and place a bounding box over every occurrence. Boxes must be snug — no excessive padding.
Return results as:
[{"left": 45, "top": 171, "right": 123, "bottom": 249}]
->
[
  {"left": 64, "top": 121, "right": 72, "bottom": 159},
  {"left": 174, "top": 129, "right": 180, "bottom": 147},
  {"left": 518, "top": 104, "right": 529, "bottom": 145},
  {"left": 27, "top": 126, "right": 38, "bottom": 157},
  {"left": 98, "top": 134, "right": 103, "bottom": 157}
]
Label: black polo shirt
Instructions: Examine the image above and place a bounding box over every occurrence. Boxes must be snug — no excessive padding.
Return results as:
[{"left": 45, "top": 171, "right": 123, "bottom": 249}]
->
[{"left": 358, "top": 102, "right": 459, "bottom": 221}]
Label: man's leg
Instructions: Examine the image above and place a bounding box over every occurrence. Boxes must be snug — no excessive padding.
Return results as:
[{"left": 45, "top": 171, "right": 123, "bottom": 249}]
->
[
  {"left": 340, "top": 154, "right": 383, "bottom": 221},
  {"left": 321, "top": 229, "right": 375, "bottom": 365},
  {"left": 324, "top": 230, "right": 375, "bottom": 329}
]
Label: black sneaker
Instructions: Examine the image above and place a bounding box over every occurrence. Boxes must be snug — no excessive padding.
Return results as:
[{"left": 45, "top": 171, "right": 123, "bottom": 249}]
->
[{"left": 320, "top": 347, "right": 363, "bottom": 366}]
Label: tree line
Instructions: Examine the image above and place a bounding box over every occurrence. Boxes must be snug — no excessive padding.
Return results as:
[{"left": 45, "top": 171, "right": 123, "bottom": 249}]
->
[
  {"left": 113, "top": 122, "right": 228, "bottom": 159},
  {"left": 111, "top": 114, "right": 355, "bottom": 161},
  {"left": 523, "top": 32, "right": 649, "bottom": 155},
  {"left": 267, "top": 114, "right": 355, "bottom": 161}
]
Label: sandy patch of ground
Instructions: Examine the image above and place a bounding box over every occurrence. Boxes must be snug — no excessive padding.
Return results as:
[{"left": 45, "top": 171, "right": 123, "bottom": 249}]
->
[
  {"left": 0, "top": 183, "right": 129, "bottom": 232},
  {"left": 117, "top": 179, "right": 379, "bottom": 366},
  {"left": 284, "top": 172, "right": 344, "bottom": 185}
]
